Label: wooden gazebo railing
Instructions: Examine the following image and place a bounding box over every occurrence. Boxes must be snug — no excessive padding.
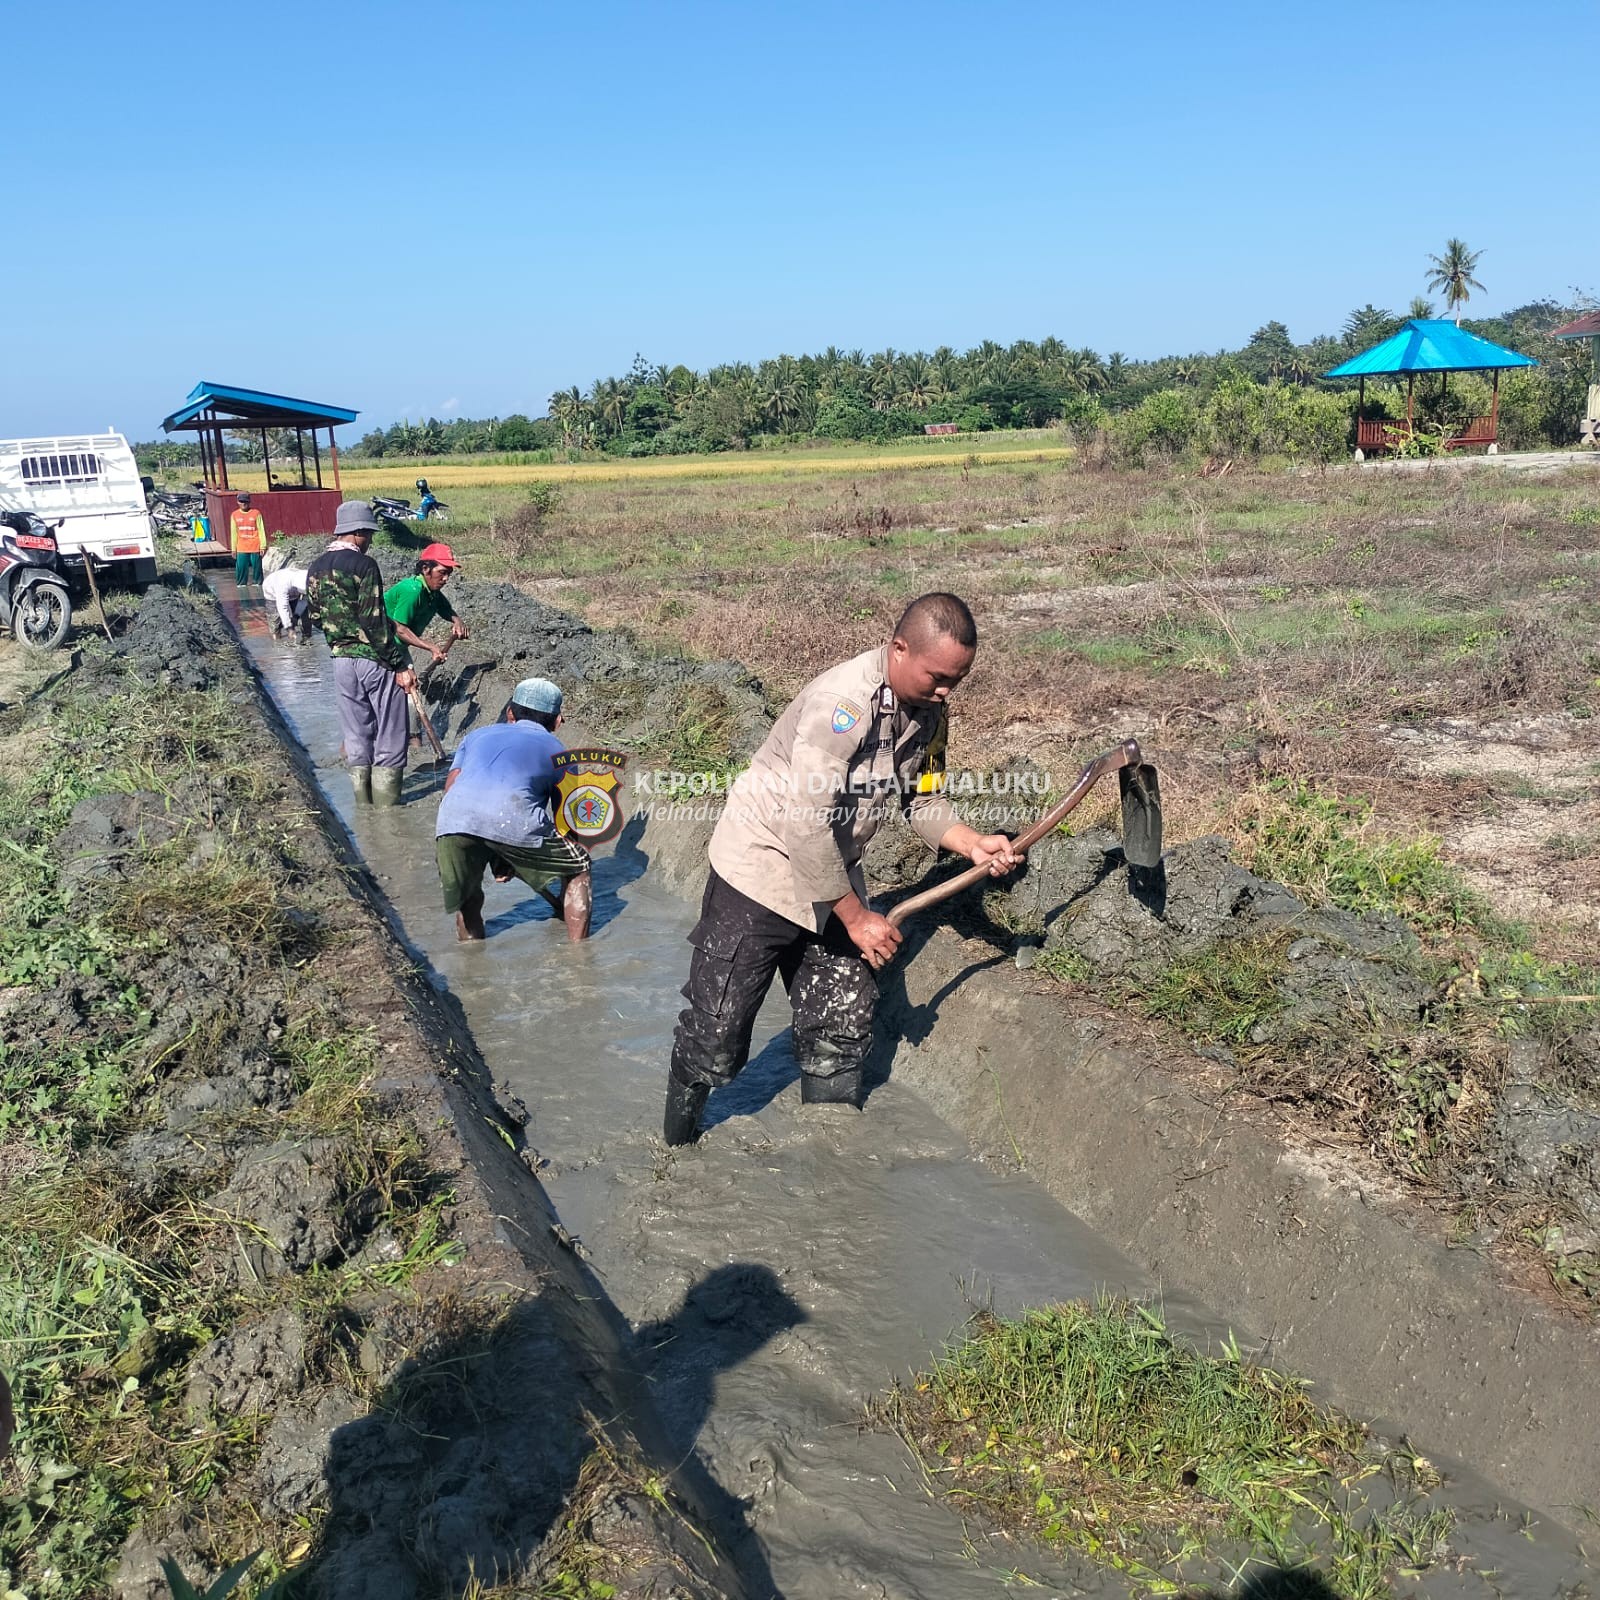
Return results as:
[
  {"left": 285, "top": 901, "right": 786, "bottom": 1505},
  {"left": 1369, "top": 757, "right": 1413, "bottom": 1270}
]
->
[{"left": 1356, "top": 412, "right": 1498, "bottom": 452}]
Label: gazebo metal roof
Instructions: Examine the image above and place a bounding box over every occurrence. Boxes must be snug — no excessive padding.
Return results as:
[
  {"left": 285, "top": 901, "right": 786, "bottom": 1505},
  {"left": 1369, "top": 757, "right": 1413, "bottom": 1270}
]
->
[
  {"left": 1324, "top": 319, "right": 1538, "bottom": 379},
  {"left": 161, "top": 381, "right": 359, "bottom": 433}
]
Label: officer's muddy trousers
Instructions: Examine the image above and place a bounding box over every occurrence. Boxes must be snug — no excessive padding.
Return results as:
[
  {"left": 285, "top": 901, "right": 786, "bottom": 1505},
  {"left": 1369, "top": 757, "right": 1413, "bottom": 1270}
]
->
[{"left": 670, "top": 869, "right": 876, "bottom": 1093}]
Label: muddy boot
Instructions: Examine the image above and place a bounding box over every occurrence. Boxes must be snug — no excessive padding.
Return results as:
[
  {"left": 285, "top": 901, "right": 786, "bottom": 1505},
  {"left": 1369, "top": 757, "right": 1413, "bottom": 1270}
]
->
[
  {"left": 801, "top": 1068, "right": 864, "bottom": 1109},
  {"left": 455, "top": 891, "right": 486, "bottom": 942},
  {"left": 371, "top": 767, "right": 403, "bottom": 808},
  {"left": 349, "top": 766, "right": 373, "bottom": 804},
  {"left": 663, "top": 1074, "right": 710, "bottom": 1146}
]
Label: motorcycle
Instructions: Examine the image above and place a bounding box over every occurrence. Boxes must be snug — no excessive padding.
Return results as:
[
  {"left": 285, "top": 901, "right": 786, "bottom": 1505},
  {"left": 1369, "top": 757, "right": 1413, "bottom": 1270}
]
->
[
  {"left": 371, "top": 494, "right": 417, "bottom": 524},
  {"left": 0, "top": 512, "right": 73, "bottom": 650}
]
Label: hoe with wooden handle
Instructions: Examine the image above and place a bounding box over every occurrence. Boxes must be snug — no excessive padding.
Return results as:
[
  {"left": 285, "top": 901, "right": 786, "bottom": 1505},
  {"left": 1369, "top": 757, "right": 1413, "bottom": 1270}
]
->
[
  {"left": 886, "top": 737, "right": 1163, "bottom": 930},
  {"left": 408, "top": 686, "right": 451, "bottom": 768}
]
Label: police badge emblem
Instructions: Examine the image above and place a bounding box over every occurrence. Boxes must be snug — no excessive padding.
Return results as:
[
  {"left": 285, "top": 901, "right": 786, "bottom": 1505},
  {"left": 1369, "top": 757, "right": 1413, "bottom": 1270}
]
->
[
  {"left": 553, "top": 748, "right": 629, "bottom": 845},
  {"left": 831, "top": 698, "right": 863, "bottom": 734}
]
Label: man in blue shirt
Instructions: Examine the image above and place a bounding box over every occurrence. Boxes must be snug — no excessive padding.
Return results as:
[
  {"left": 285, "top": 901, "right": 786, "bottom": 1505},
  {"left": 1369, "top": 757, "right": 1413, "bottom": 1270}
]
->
[{"left": 435, "top": 677, "right": 592, "bottom": 943}]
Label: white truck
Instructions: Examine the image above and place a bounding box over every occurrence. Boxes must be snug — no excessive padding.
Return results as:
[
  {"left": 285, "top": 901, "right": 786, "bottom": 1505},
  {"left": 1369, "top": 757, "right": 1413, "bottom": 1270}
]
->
[{"left": 0, "top": 432, "right": 158, "bottom": 588}]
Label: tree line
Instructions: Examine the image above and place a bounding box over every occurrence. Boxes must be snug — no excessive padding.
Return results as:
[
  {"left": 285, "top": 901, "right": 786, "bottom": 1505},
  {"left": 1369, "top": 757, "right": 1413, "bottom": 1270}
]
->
[
  {"left": 339, "top": 301, "right": 1590, "bottom": 464},
  {"left": 133, "top": 237, "right": 1593, "bottom": 470}
]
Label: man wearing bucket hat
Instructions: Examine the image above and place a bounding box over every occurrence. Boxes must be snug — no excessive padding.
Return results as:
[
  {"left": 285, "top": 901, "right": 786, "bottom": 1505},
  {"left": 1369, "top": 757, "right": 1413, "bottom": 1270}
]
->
[
  {"left": 385, "top": 542, "right": 469, "bottom": 667},
  {"left": 434, "top": 677, "right": 592, "bottom": 943},
  {"left": 305, "top": 501, "right": 418, "bottom": 806}
]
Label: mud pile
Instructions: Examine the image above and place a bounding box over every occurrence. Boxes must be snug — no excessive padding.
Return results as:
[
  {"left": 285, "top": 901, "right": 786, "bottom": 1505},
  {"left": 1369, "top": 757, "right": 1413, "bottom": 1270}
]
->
[
  {"left": 377, "top": 557, "right": 772, "bottom": 767},
  {"left": 899, "top": 819, "right": 1600, "bottom": 1274},
  {"left": 3, "top": 581, "right": 742, "bottom": 1600}
]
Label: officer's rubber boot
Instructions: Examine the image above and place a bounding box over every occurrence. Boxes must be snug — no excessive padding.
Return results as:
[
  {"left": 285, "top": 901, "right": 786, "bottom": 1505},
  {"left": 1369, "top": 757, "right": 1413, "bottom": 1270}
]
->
[
  {"left": 349, "top": 766, "right": 373, "bottom": 804},
  {"left": 800, "top": 1068, "right": 864, "bottom": 1108},
  {"left": 371, "top": 767, "right": 403, "bottom": 808},
  {"left": 663, "top": 1073, "right": 710, "bottom": 1146}
]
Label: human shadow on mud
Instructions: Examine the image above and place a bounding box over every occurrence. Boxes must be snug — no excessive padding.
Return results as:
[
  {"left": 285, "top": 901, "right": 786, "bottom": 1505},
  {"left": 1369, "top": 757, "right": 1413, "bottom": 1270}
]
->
[
  {"left": 636, "top": 1262, "right": 807, "bottom": 1454},
  {"left": 1190, "top": 1567, "right": 1343, "bottom": 1599},
  {"left": 861, "top": 907, "right": 1012, "bottom": 1099},
  {"left": 300, "top": 1262, "right": 796, "bottom": 1598},
  {"left": 701, "top": 1030, "right": 801, "bottom": 1130}
]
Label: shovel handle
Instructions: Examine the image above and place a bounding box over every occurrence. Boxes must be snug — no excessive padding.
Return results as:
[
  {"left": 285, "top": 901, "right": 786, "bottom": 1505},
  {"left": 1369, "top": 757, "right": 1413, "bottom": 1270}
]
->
[
  {"left": 409, "top": 686, "right": 449, "bottom": 763},
  {"left": 885, "top": 738, "right": 1142, "bottom": 929}
]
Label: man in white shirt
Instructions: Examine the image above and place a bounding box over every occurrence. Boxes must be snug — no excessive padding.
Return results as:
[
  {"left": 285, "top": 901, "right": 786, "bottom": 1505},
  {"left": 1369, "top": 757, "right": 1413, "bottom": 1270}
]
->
[{"left": 262, "top": 563, "right": 310, "bottom": 641}]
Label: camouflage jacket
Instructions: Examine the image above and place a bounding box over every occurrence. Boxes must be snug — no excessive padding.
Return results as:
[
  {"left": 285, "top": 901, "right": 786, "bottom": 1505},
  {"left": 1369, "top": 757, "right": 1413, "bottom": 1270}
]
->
[{"left": 305, "top": 542, "right": 409, "bottom": 671}]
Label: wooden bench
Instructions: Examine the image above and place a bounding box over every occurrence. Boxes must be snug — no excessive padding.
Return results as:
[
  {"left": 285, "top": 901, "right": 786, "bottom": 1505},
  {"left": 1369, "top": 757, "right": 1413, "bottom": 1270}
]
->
[
  {"left": 1441, "top": 415, "right": 1496, "bottom": 450},
  {"left": 1356, "top": 415, "right": 1497, "bottom": 453}
]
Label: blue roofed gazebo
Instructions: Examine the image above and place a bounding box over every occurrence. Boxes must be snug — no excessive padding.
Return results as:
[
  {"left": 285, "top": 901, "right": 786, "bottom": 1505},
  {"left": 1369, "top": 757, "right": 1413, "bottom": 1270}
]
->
[
  {"left": 161, "top": 381, "right": 360, "bottom": 549},
  {"left": 1324, "top": 319, "right": 1537, "bottom": 456}
]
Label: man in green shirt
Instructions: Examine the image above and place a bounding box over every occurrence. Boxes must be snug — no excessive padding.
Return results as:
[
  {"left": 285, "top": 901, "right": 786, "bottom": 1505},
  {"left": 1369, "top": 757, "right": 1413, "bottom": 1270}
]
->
[{"left": 385, "top": 542, "right": 469, "bottom": 666}]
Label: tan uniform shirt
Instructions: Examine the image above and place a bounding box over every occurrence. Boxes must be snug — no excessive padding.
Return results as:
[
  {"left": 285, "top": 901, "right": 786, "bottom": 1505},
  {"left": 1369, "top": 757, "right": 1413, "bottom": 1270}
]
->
[{"left": 709, "top": 646, "right": 958, "bottom": 931}]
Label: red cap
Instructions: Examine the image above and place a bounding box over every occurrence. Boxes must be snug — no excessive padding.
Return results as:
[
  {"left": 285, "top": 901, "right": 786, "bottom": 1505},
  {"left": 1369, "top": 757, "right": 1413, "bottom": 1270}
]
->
[{"left": 419, "top": 542, "right": 460, "bottom": 568}]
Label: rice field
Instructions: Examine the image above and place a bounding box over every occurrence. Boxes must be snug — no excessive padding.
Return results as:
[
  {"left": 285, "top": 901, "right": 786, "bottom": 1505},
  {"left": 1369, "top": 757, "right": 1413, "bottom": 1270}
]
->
[{"left": 223, "top": 432, "right": 1074, "bottom": 495}]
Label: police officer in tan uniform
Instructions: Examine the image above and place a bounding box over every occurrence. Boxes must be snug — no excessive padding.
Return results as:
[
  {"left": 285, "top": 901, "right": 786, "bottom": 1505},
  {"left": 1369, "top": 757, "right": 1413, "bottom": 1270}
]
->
[{"left": 664, "top": 592, "right": 1020, "bottom": 1144}]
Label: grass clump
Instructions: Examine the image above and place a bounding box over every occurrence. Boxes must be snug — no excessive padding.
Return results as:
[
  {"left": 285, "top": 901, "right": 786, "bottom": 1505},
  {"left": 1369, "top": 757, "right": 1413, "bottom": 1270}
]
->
[
  {"left": 1230, "top": 782, "right": 1495, "bottom": 938},
  {"left": 1142, "top": 935, "right": 1290, "bottom": 1048},
  {"left": 657, "top": 681, "right": 745, "bottom": 772},
  {"left": 879, "top": 1296, "right": 1451, "bottom": 1597}
]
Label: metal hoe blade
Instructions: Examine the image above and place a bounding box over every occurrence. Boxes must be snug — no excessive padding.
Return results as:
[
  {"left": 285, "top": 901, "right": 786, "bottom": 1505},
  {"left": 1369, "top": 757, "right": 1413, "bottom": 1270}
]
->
[{"left": 1119, "top": 762, "right": 1163, "bottom": 869}]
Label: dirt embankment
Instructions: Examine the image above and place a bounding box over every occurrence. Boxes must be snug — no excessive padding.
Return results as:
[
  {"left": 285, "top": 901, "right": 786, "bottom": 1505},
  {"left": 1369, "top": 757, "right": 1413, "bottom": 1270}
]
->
[
  {"left": 403, "top": 565, "right": 1600, "bottom": 1521},
  {"left": 382, "top": 557, "right": 771, "bottom": 778},
  {"left": 0, "top": 584, "right": 754, "bottom": 1600}
]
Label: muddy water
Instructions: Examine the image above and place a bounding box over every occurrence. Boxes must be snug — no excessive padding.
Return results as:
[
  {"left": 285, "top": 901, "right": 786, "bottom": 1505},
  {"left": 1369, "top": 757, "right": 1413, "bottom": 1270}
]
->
[{"left": 221, "top": 580, "right": 1594, "bottom": 1599}]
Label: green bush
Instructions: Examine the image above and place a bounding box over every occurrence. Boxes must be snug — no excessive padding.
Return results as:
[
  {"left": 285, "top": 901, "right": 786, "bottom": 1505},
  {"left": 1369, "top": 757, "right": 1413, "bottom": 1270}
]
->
[
  {"left": 1199, "top": 377, "right": 1352, "bottom": 463},
  {"left": 1111, "top": 388, "right": 1198, "bottom": 464},
  {"left": 1283, "top": 387, "right": 1356, "bottom": 463}
]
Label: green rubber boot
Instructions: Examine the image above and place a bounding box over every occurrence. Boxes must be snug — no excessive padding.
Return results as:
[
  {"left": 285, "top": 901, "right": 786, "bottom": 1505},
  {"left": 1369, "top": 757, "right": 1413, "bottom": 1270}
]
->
[
  {"left": 371, "top": 767, "right": 403, "bottom": 807},
  {"left": 350, "top": 766, "right": 373, "bottom": 804}
]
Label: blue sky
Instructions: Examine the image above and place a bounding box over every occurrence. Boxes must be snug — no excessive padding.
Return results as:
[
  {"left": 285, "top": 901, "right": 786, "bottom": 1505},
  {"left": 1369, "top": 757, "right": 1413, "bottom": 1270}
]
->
[{"left": 7, "top": 0, "right": 1592, "bottom": 440}]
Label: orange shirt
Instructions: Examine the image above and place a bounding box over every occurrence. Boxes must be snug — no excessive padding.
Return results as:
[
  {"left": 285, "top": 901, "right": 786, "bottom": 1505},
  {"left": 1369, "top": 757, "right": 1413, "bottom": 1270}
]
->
[{"left": 230, "top": 508, "right": 267, "bottom": 553}]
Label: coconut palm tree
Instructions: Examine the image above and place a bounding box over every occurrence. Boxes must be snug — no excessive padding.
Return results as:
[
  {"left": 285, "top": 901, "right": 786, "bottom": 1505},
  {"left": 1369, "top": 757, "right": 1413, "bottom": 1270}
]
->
[
  {"left": 589, "top": 377, "right": 630, "bottom": 438},
  {"left": 1061, "top": 348, "right": 1105, "bottom": 393},
  {"left": 1408, "top": 296, "right": 1436, "bottom": 320},
  {"left": 900, "top": 355, "right": 938, "bottom": 409},
  {"left": 760, "top": 357, "right": 804, "bottom": 432},
  {"left": 1425, "top": 239, "right": 1485, "bottom": 325}
]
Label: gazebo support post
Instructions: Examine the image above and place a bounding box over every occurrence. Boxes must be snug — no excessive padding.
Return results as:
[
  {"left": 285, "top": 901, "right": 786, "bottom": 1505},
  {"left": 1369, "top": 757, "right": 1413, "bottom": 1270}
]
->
[
  {"left": 312, "top": 430, "right": 323, "bottom": 488},
  {"left": 329, "top": 429, "right": 342, "bottom": 493},
  {"left": 216, "top": 425, "right": 230, "bottom": 492},
  {"left": 294, "top": 427, "right": 308, "bottom": 488},
  {"left": 1406, "top": 372, "right": 1415, "bottom": 434},
  {"left": 260, "top": 429, "right": 271, "bottom": 488},
  {"left": 1491, "top": 368, "right": 1501, "bottom": 441}
]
